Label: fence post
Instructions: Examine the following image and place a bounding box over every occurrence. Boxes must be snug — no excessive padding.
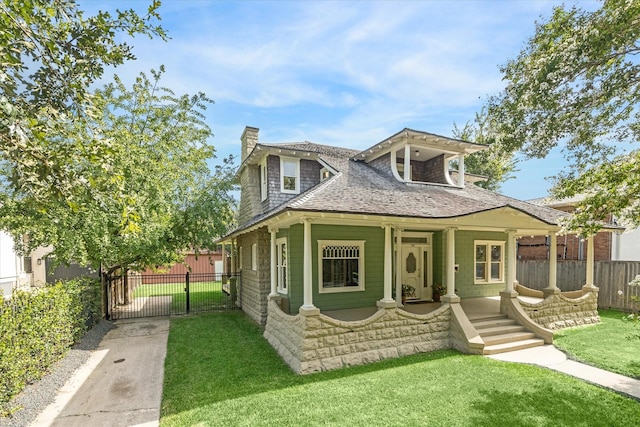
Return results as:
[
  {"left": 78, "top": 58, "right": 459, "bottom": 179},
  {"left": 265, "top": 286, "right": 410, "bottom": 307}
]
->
[
  {"left": 102, "top": 272, "right": 110, "bottom": 320},
  {"left": 185, "top": 271, "right": 190, "bottom": 314}
]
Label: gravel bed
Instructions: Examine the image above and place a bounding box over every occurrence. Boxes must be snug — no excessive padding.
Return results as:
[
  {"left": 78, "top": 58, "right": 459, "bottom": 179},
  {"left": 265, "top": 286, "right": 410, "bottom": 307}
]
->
[{"left": 0, "top": 320, "right": 115, "bottom": 427}]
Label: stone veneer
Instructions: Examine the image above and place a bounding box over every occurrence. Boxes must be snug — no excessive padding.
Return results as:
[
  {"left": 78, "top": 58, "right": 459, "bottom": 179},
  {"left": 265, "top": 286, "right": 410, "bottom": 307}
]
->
[
  {"left": 263, "top": 300, "right": 452, "bottom": 374},
  {"left": 237, "top": 227, "right": 271, "bottom": 324},
  {"left": 518, "top": 287, "right": 600, "bottom": 330}
]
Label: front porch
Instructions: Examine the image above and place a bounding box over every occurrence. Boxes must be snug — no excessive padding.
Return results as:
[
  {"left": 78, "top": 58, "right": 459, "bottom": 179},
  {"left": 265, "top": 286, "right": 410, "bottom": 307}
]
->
[{"left": 264, "top": 286, "right": 599, "bottom": 374}]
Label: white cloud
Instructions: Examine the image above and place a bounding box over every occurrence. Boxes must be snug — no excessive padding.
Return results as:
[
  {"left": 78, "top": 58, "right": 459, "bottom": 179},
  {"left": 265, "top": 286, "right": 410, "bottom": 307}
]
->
[{"left": 76, "top": 0, "right": 590, "bottom": 198}]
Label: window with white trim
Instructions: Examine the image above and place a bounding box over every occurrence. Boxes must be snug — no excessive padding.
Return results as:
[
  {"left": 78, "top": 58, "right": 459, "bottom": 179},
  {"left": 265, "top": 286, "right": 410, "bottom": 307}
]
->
[
  {"left": 260, "top": 160, "right": 267, "bottom": 201},
  {"left": 280, "top": 157, "right": 300, "bottom": 194},
  {"left": 320, "top": 167, "right": 331, "bottom": 181},
  {"left": 474, "top": 240, "right": 504, "bottom": 283},
  {"left": 251, "top": 243, "right": 257, "bottom": 270},
  {"left": 318, "top": 240, "right": 365, "bottom": 293},
  {"left": 276, "top": 238, "right": 287, "bottom": 293}
]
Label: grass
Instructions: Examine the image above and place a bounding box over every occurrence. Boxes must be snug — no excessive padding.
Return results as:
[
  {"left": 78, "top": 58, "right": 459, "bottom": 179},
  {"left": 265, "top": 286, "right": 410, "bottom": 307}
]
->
[
  {"left": 133, "top": 281, "right": 234, "bottom": 313},
  {"left": 160, "top": 312, "right": 640, "bottom": 427},
  {"left": 554, "top": 308, "right": 640, "bottom": 379}
]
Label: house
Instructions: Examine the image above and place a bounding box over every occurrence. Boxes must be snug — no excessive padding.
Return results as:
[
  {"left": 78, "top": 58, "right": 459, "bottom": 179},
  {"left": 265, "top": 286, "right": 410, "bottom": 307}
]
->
[
  {"left": 219, "top": 126, "right": 613, "bottom": 373},
  {"left": 0, "top": 231, "right": 30, "bottom": 298},
  {"left": 518, "top": 196, "right": 639, "bottom": 261}
]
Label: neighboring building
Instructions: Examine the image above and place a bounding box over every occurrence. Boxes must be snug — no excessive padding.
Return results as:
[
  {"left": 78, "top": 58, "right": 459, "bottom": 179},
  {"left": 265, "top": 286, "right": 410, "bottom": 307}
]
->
[
  {"left": 518, "top": 196, "right": 636, "bottom": 261},
  {"left": 219, "top": 126, "right": 610, "bottom": 373},
  {"left": 139, "top": 250, "right": 224, "bottom": 285},
  {"left": 612, "top": 227, "right": 640, "bottom": 261},
  {"left": 0, "top": 231, "right": 30, "bottom": 298}
]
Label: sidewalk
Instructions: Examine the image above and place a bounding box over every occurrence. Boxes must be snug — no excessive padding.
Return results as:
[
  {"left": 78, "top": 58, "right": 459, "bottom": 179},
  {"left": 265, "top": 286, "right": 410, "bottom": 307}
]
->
[
  {"left": 488, "top": 345, "right": 640, "bottom": 401},
  {"left": 31, "top": 317, "right": 170, "bottom": 427}
]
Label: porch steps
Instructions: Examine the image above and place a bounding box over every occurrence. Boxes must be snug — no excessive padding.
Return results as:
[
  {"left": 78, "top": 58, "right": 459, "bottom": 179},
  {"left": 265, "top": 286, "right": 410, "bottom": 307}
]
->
[{"left": 471, "top": 315, "right": 545, "bottom": 355}]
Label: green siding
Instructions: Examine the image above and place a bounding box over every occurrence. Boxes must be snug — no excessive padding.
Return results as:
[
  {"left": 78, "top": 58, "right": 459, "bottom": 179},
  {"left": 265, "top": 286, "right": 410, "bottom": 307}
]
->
[
  {"left": 286, "top": 224, "right": 385, "bottom": 313},
  {"left": 281, "top": 225, "right": 509, "bottom": 313}
]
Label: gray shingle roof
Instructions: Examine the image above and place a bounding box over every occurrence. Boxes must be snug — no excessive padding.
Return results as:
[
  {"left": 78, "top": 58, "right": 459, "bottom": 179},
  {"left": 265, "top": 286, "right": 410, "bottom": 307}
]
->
[{"left": 228, "top": 140, "right": 568, "bottom": 235}]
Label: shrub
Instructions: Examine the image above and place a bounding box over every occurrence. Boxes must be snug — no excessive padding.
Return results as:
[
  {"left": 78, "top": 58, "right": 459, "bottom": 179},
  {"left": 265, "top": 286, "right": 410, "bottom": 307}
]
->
[{"left": 0, "top": 277, "right": 101, "bottom": 415}]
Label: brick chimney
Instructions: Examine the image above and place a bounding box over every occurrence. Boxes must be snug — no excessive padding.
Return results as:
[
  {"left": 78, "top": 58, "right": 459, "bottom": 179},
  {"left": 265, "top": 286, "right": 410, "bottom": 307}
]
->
[{"left": 241, "top": 126, "right": 259, "bottom": 162}]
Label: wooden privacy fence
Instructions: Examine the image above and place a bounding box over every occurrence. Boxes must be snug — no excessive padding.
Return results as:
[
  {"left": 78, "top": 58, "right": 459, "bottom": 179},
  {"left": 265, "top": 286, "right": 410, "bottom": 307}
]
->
[{"left": 516, "top": 260, "right": 640, "bottom": 312}]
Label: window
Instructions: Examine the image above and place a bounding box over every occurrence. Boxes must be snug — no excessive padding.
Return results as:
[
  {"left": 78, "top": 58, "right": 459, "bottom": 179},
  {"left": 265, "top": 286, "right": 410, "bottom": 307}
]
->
[
  {"left": 260, "top": 160, "right": 267, "bottom": 201},
  {"left": 320, "top": 167, "right": 331, "bottom": 181},
  {"left": 251, "top": 243, "right": 257, "bottom": 270},
  {"left": 475, "top": 241, "right": 504, "bottom": 283},
  {"left": 276, "top": 238, "right": 287, "bottom": 293},
  {"left": 280, "top": 157, "right": 300, "bottom": 193},
  {"left": 23, "top": 256, "right": 33, "bottom": 274},
  {"left": 318, "top": 240, "right": 365, "bottom": 293}
]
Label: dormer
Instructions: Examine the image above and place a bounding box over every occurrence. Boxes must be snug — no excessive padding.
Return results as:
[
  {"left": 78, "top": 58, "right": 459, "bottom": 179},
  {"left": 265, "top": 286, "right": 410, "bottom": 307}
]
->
[
  {"left": 236, "top": 127, "right": 338, "bottom": 225},
  {"left": 353, "top": 128, "right": 487, "bottom": 188}
]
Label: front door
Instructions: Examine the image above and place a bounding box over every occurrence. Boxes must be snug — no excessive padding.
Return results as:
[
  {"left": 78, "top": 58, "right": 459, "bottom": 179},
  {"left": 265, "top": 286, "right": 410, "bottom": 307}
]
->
[
  {"left": 401, "top": 241, "right": 433, "bottom": 301},
  {"left": 402, "top": 245, "right": 423, "bottom": 300}
]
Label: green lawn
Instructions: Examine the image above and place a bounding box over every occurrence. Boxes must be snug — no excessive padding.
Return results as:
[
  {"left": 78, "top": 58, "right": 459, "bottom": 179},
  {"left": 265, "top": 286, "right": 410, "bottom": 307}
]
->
[
  {"left": 134, "top": 281, "right": 234, "bottom": 313},
  {"left": 161, "top": 312, "right": 640, "bottom": 427},
  {"left": 554, "top": 309, "right": 640, "bottom": 379}
]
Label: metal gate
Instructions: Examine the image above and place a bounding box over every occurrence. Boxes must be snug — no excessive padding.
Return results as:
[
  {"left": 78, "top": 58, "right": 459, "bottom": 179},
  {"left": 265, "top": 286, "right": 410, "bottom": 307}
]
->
[{"left": 105, "top": 271, "right": 240, "bottom": 320}]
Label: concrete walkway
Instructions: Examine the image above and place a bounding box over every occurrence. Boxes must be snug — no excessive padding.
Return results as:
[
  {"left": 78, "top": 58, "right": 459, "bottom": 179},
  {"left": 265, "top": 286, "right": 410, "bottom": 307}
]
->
[
  {"left": 31, "top": 317, "right": 170, "bottom": 427},
  {"left": 488, "top": 345, "right": 640, "bottom": 401}
]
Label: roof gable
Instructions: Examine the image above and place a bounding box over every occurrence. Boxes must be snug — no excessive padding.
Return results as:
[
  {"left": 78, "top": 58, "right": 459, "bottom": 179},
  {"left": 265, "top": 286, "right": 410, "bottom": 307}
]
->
[{"left": 353, "top": 128, "right": 488, "bottom": 163}]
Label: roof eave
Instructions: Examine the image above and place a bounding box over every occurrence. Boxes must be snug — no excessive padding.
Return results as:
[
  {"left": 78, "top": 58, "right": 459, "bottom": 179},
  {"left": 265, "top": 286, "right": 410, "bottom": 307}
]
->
[{"left": 353, "top": 128, "right": 488, "bottom": 163}]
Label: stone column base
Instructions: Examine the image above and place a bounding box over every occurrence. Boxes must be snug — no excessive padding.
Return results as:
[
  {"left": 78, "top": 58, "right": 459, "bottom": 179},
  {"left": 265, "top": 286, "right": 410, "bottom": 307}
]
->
[
  {"left": 441, "top": 295, "right": 460, "bottom": 304},
  {"left": 377, "top": 299, "right": 397, "bottom": 309},
  {"left": 500, "top": 290, "right": 518, "bottom": 298},
  {"left": 543, "top": 287, "right": 560, "bottom": 297},
  {"left": 299, "top": 306, "right": 320, "bottom": 316}
]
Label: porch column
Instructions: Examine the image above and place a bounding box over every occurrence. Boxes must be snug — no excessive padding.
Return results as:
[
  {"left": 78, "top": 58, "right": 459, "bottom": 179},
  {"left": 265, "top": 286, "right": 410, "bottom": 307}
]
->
[
  {"left": 230, "top": 239, "right": 236, "bottom": 273},
  {"left": 269, "top": 228, "right": 278, "bottom": 297},
  {"left": 457, "top": 154, "right": 465, "bottom": 187},
  {"left": 443, "top": 227, "right": 460, "bottom": 303},
  {"left": 585, "top": 235, "right": 595, "bottom": 287},
  {"left": 505, "top": 230, "right": 517, "bottom": 293},
  {"left": 395, "top": 228, "right": 403, "bottom": 306},
  {"left": 378, "top": 224, "right": 396, "bottom": 308},
  {"left": 404, "top": 145, "right": 411, "bottom": 181},
  {"left": 544, "top": 233, "right": 560, "bottom": 296},
  {"left": 300, "top": 218, "right": 319, "bottom": 314},
  {"left": 221, "top": 243, "right": 227, "bottom": 276}
]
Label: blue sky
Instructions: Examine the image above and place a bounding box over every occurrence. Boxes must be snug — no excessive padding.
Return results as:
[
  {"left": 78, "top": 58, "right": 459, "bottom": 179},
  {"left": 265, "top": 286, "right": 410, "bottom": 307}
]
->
[{"left": 83, "top": 0, "right": 600, "bottom": 200}]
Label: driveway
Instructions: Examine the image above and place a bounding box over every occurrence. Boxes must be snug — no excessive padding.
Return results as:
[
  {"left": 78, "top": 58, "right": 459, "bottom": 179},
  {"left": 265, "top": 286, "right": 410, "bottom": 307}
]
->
[{"left": 32, "top": 317, "right": 170, "bottom": 427}]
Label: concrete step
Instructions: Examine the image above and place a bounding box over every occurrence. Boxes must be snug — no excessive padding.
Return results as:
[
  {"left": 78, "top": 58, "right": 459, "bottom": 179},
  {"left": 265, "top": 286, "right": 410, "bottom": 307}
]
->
[
  {"left": 483, "top": 331, "right": 537, "bottom": 346},
  {"left": 471, "top": 317, "right": 516, "bottom": 330},
  {"left": 483, "top": 338, "right": 545, "bottom": 355},
  {"left": 477, "top": 324, "right": 527, "bottom": 337}
]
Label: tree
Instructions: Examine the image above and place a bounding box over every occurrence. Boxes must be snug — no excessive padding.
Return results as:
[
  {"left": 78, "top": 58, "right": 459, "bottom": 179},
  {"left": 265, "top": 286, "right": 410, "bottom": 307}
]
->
[
  {"left": 3, "top": 68, "right": 237, "bottom": 276},
  {"left": 452, "top": 108, "right": 517, "bottom": 192},
  {"left": 486, "top": 0, "right": 640, "bottom": 235},
  {"left": 0, "top": 0, "right": 166, "bottom": 211}
]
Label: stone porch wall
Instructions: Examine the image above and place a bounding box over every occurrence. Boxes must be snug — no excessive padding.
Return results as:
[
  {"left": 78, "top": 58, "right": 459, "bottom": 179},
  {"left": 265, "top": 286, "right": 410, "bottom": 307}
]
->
[
  {"left": 516, "top": 285, "right": 600, "bottom": 330},
  {"left": 264, "top": 300, "right": 452, "bottom": 374}
]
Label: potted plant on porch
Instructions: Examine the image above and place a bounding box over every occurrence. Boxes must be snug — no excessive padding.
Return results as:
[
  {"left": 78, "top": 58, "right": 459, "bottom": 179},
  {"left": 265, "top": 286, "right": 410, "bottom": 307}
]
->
[
  {"left": 401, "top": 284, "right": 416, "bottom": 304},
  {"left": 432, "top": 284, "right": 445, "bottom": 302}
]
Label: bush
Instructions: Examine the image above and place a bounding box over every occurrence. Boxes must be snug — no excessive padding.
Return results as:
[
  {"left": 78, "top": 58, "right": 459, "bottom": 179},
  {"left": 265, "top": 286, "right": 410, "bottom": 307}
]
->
[{"left": 0, "top": 277, "right": 101, "bottom": 415}]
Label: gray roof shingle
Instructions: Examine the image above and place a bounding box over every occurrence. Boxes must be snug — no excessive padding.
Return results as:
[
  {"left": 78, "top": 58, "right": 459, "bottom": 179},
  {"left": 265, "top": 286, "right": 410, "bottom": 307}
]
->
[{"left": 229, "top": 140, "right": 568, "bottom": 235}]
